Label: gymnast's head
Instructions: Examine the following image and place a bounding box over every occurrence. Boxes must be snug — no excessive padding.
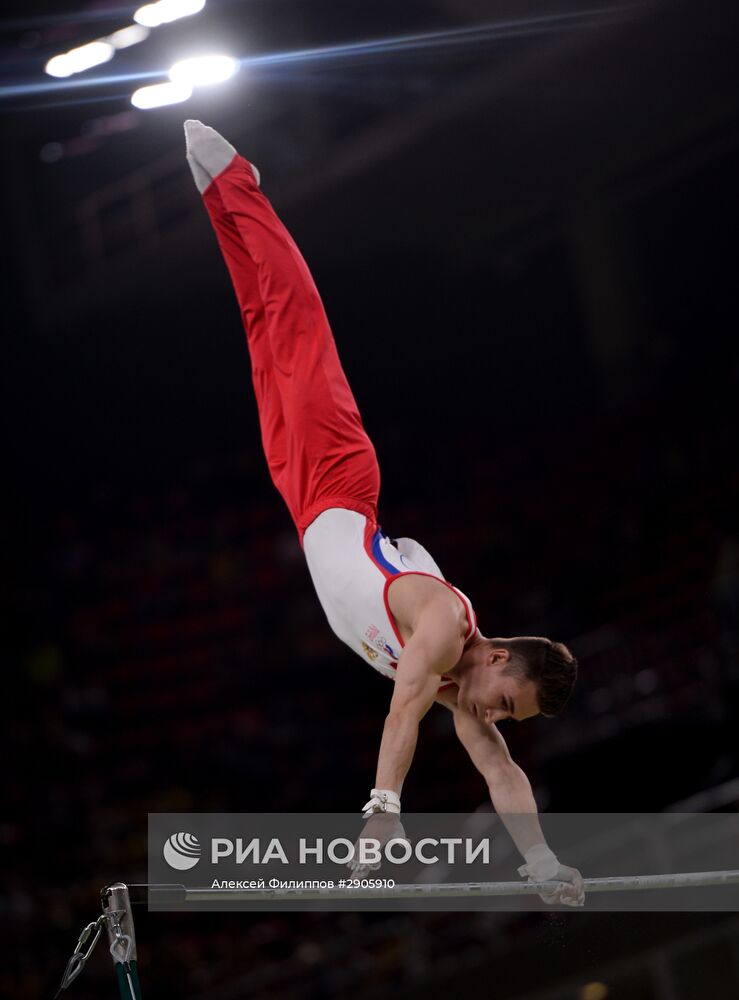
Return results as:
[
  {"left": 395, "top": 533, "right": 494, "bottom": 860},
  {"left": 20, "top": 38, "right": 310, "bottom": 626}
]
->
[{"left": 451, "top": 635, "right": 577, "bottom": 724}]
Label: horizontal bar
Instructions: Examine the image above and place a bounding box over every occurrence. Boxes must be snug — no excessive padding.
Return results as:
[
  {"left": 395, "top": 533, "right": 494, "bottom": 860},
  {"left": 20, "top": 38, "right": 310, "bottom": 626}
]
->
[{"left": 122, "top": 870, "right": 739, "bottom": 904}]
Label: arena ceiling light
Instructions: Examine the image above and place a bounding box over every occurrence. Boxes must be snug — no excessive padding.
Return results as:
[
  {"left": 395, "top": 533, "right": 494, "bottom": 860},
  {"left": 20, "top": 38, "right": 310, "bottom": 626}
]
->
[
  {"left": 130, "top": 54, "right": 234, "bottom": 111},
  {"left": 45, "top": 40, "right": 114, "bottom": 78},
  {"left": 131, "top": 80, "right": 192, "bottom": 109},
  {"left": 168, "top": 55, "right": 237, "bottom": 87},
  {"left": 134, "top": 0, "right": 206, "bottom": 28},
  {"left": 44, "top": 26, "right": 149, "bottom": 78},
  {"left": 109, "top": 25, "right": 151, "bottom": 50}
]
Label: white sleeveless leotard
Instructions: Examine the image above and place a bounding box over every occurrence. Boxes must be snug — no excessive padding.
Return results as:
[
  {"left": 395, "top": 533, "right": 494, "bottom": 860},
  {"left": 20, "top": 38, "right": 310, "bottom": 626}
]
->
[{"left": 303, "top": 508, "right": 477, "bottom": 691}]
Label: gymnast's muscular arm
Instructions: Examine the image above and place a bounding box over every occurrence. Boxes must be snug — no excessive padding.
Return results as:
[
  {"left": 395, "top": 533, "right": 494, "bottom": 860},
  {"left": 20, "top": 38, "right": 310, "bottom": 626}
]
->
[
  {"left": 436, "top": 687, "right": 585, "bottom": 904},
  {"left": 373, "top": 599, "right": 466, "bottom": 794},
  {"left": 436, "top": 685, "right": 547, "bottom": 854}
]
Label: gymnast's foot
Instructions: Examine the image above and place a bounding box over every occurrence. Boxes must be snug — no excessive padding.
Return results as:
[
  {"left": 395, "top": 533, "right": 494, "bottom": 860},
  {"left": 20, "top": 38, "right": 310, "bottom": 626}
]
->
[{"left": 183, "top": 120, "right": 260, "bottom": 193}]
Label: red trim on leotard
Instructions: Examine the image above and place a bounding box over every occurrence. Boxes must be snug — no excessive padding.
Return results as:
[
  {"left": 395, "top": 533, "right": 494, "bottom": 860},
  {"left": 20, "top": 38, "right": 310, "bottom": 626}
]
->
[
  {"left": 383, "top": 572, "right": 476, "bottom": 645},
  {"left": 361, "top": 522, "right": 470, "bottom": 693},
  {"left": 383, "top": 571, "right": 475, "bottom": 690}
]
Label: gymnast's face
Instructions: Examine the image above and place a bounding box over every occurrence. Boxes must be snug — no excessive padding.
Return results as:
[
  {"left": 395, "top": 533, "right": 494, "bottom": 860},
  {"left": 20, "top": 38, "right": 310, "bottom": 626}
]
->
[{"left": 456, "top": 648, "right": 540, "bottom": 724}]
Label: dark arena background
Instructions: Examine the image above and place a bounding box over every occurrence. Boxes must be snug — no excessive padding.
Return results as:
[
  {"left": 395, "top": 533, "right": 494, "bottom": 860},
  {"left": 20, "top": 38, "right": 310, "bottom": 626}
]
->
[{"left": 3, "top": 1, "right": 739, "bottom": 997}]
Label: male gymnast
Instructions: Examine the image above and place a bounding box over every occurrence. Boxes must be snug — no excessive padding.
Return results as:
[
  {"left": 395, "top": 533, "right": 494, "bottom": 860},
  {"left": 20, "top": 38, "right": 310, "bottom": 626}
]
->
[{"left": 184, "top": 120, "right": 584, "bottom": 906}]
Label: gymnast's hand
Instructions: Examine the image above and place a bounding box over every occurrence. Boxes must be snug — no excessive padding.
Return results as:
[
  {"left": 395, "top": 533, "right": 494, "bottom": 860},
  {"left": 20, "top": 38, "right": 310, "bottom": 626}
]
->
[
  {"left": 537, "top": 863, "right": 585, "bottom": 907},
  {"left": 347, "top": 812, "right": 407, "bottom": 878},
  {"left": 518, "top": 844, "right": 585, "bottom": 907}
]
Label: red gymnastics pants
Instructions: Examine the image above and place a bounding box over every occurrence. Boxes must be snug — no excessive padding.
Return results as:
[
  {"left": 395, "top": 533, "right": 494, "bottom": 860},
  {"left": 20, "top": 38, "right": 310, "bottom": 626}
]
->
[{"left": 201, "top": 155, "right": 381, "bottom": 545}]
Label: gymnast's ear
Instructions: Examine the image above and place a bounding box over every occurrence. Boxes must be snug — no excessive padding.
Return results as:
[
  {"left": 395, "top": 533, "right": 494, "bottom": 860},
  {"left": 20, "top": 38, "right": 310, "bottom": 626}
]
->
[{"left": 486, "top": 644, "right": 511, "bottom": 667}]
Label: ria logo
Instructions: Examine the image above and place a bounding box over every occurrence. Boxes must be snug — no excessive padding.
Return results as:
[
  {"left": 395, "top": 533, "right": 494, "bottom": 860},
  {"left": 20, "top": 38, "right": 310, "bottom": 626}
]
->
[{"left": 163, "top": 832, "right": 202, "bottom": 870}]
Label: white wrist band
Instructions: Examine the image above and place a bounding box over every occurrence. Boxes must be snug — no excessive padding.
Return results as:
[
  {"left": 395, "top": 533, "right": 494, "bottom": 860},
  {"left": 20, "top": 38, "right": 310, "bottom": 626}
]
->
[
  {"left": 518, "top": 843, "right": 560, "bottom": 881},
  {"left": 362, "top": 788, "right": 401, "bottom": 818}
]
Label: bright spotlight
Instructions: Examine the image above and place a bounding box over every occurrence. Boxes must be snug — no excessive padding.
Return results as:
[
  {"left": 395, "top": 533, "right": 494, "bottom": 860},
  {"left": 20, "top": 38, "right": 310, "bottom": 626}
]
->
[
  {"left": 133, "top": 4, "right": 161, "bottom": 28},
  {"left": 108, "top": 25, "right": 151, "bottom": 50},
  {"left": 133, "top": 4, "right": 165, "bottom": 28},
  {"left": 169, "top": 54, "right": 236, "bottom": 87},
  {"left": 45, "top": 55, "right": 73, "bottom": 78},
  {"left": 134, "top": 0, "right": 206, "bottom": 28},
  {"left": 131, "top": 80, "right": 192, "bottom": 109},
  {"left": 45, "top": 41, "right": 114, "bottom": 78}
]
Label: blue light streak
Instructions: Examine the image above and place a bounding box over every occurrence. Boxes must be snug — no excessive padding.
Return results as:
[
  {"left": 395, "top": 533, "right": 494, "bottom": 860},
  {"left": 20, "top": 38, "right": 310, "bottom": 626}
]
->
[{"left": 0, "top": 6, "right": 640, "bottom": 105}]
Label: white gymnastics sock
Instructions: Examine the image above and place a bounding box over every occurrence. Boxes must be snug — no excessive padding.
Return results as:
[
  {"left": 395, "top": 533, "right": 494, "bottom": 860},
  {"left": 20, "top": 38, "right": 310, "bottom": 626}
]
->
[{"left": 183, "top": 119, "right": 260, "bottom": 193}]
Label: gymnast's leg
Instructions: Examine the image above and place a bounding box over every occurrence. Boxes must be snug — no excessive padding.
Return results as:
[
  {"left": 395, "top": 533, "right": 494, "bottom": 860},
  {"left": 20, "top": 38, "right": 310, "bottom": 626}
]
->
[{"left": 184, "top": 120, "right": 380, "bottom": 542}]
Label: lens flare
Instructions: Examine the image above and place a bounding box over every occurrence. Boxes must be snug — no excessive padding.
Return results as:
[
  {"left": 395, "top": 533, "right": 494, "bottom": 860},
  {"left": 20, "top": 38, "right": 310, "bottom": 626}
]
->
[
  {"left": 169, "top": 55, "right": 236, "bottom": 86},
  {"left": 45, "top": 41, "right": 114, "bottom": 78},
  {"left": 131, "top": 80, "right": 192, "bottom": 109},
  {"left": 134, "top": 0, "right": 206, "bottom": 29}
]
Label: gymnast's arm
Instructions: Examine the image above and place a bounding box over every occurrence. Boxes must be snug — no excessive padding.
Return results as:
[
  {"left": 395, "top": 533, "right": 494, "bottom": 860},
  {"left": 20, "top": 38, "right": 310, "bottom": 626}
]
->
[
  {"left": 373, "top": 602, "right": 466, "bottom": 795},
  {"left": 437, "top": 686, "right": 547, "bottom": 852},
  {"left": 436, "top": 687, "right": 585, "bottom": 904}
]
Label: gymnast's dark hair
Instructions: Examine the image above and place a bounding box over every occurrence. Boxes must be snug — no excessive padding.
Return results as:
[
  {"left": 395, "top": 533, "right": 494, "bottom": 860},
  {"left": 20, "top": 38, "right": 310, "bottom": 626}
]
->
[{"left": 496, "top": 636, "right": 578, "bottom": 717}]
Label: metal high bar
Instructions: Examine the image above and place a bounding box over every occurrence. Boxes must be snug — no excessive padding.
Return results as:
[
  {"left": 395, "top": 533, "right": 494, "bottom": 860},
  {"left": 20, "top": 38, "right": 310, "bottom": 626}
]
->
[{"left": 126, "top": 869, "right": 739, "bottom": 903}]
